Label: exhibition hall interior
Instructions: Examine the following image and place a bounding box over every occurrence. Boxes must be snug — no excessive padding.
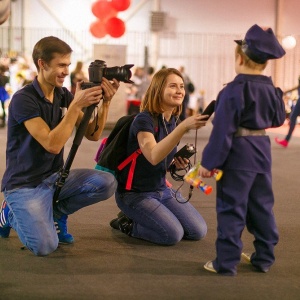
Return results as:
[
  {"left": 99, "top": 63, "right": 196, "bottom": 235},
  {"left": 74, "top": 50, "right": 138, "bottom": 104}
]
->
[{"left": 0, "top": 0, "right": 300, "bottom": 299}]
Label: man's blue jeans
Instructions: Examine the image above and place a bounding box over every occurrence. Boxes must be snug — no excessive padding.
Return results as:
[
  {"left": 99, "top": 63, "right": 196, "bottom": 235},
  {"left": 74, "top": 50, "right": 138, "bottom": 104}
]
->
[
  {"left": 4, "top": 169, "right": 117, "bottom": 256},
  {"left": 115, "top": 187, "right": 207, "bottom": 245}
]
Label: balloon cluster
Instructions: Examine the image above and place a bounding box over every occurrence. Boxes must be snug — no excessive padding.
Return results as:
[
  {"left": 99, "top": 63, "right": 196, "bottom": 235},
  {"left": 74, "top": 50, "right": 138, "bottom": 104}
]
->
[{"left": 90, "top": 0, "right": 131, "bottom": 38}]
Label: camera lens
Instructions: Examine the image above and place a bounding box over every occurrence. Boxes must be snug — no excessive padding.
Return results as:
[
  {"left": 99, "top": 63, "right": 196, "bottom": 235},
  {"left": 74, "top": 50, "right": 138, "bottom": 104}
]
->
[{"left": 104, "top": 65, "right": 134, "bottom": 83}]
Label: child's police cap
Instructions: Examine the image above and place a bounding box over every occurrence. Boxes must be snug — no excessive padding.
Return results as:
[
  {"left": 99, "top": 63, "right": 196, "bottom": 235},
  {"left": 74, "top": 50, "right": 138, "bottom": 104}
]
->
[{"left": 234, "top": 24, "right": 286, "bottom": 64}]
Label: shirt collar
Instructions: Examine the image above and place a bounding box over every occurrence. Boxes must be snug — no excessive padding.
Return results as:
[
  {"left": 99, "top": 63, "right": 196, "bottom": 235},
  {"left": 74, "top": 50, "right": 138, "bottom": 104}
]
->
[{"left": 32, "top": 76, "right": 65, "bottom": 100}]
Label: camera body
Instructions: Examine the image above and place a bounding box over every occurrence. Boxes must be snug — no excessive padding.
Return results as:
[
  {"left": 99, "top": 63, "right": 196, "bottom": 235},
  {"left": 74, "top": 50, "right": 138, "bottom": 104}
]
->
[
  {"left": 174, "top": 144, "right": 196, "bottom": 159},
  {"left": 81, "top": 60, "right": 134, "bottom": 90}
]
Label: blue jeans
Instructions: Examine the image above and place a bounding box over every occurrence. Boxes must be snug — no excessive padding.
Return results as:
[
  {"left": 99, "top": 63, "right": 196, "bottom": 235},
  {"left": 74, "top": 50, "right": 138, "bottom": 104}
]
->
[
  {"left": 4, "top": 169, "right": 116, "bottom": 256},
  {"left": 115, "top": 187, "right": 207, "bottom": 245}
]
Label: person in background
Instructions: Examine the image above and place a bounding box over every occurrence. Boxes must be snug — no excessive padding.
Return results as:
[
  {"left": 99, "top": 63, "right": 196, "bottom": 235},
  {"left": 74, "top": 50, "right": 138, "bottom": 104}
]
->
[
  {"left": 197, "top": 89, "right": 206, "bottom": 114},
  {"left": 139, "top": 66, "right": 155, "bottom": 101},
  {"left": 110, "top": 68, "right": 208, "bottom": 246},
  {"left": 178, "top": 66, "right": 194, "bottom": 120},
  {"left": 275, "top": 77, "right": 300, "bottom": 147},
  {"left": 0, "top": 64, "right": 10, "bottom": 127},
  {"left": 130, "top": 66, "right": 145, "bottom": 99},
  {"left": 70, "top": 61, "right": 88, "bottom": 95},
  {"left": 0, "top": 36, "right": 119, "bottom": 256},
  {"left": 198, "top": 24, "right": 286, "bottom": 276}
]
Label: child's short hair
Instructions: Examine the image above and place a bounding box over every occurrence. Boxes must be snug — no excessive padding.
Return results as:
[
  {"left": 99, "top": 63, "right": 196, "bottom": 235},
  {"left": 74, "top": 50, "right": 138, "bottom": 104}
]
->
[{"left": 235, "top": 45, "right": 267, "bottom": 71}]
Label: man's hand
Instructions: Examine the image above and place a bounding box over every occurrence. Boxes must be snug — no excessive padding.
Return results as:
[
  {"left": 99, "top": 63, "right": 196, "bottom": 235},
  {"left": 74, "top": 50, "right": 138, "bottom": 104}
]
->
[
  {"left": 74, "top": 82, "right": 103, "bottom": 109},
  {"left": 101, "top": 77, "right": 120, "bottom": 102}
]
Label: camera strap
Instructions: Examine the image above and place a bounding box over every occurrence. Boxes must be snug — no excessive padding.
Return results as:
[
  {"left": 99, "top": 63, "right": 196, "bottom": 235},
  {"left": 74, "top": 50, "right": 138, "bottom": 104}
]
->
[
  {"left": 90, "top": 106, "right": 99, "bottom": 136},
  {"left": 187, "top": 129, "right": 199, "bottom": 199}
]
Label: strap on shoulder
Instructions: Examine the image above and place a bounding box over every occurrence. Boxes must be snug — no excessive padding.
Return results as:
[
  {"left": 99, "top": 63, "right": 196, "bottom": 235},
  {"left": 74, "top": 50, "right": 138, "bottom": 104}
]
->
[{"left": 117, "top": 149, "right": 142, "bottom": 190}]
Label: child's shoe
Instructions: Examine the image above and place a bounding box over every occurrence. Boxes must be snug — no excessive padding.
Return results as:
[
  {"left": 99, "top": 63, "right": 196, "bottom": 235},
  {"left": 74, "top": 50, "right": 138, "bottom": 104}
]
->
[
  {"left": 204, "top": 261, "right": 217, "bottom": 273},
  {"left": 275, "top": 137, "right": 288, "bottom": 148},
  {"left": 241, "top": 252, "right": 251, "bottom": 263},
  {"left": 0, "top": 200, "right": 11, "bottom": 238},
  {"left": 54, "top": 214, "right": 74, "bottom": 244},
  {"left": 242, "top": 252, "right": 269, "bottom": 273}
]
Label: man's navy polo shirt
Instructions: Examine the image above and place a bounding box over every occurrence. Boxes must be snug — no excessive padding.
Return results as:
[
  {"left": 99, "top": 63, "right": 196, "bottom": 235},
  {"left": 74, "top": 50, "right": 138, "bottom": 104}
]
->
[{"left": 1, "top": 78, "right": 73, "bottom": 191}]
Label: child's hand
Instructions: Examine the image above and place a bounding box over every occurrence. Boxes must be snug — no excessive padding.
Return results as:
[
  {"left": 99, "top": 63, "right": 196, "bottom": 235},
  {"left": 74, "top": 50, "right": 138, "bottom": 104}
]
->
[{"left": 198, "top": 165, "right": 212, "bottom": 178}]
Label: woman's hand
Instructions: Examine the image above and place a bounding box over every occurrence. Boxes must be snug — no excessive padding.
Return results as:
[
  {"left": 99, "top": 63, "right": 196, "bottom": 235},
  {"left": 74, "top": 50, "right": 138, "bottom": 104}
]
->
[
  {"left": 173, "top": 156, "right": 190, "bottom": 170},
  {"left": 181, "top": 114, "right": 208, "bottom": 131}
]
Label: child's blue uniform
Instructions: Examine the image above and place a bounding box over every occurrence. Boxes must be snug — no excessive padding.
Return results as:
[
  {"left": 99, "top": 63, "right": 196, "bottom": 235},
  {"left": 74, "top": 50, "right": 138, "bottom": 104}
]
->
[{"left": 201, "top": 74, "right": 285, "bottom": 275}]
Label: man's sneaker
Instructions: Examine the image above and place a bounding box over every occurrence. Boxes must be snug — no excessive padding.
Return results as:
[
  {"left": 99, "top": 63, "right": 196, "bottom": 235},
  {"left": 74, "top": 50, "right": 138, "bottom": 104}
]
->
[
  {"left": 0, "top": 200, "right": 11, "bottom": 238},
  {"left": 204, "top": 261, "right": 217, "bottom": 273},
  {"left": 54, "top": 214, "right": 74, "bottom": 244},
  {"left": 275, "top": 137, "right": 288, "bottom": 148}
]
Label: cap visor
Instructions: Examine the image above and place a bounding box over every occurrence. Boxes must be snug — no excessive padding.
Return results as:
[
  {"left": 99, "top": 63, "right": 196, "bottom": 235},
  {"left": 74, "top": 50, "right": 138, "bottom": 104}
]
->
[{"left": 234, "top": 39, "right": 243, "bottom": 45}]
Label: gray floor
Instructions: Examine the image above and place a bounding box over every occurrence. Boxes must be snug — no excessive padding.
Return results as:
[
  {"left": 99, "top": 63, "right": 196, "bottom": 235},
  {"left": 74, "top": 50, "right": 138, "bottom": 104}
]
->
[{"left": 0, "top": 121, "right": 300, "bottom": 300}]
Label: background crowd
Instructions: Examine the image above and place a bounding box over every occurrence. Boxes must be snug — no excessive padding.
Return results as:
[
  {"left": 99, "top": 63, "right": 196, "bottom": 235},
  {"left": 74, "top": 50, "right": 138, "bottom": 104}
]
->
[{"left": 0, "top": 55, "right": 213, "bottom": 128}]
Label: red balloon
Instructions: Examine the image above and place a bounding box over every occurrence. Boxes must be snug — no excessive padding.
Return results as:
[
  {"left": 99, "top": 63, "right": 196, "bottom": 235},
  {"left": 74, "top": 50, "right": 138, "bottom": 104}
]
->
[
  {"left": 90, "top": 20, "right": 107, "bottom": 38},
  {"left": 111, "top": 0, "right": 131, "bottom": 12},
  {"left": 91, "top": 0, "right": 117, "bottom": 20},
  {"left": 105, "top": 17, "right": 126, "bottom": 38}
]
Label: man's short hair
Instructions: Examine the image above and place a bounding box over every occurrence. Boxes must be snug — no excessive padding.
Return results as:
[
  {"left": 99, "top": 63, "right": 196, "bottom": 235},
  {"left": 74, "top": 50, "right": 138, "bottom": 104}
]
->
[{"left": 32, "top": 36, "right": 72, "bottom": 71}]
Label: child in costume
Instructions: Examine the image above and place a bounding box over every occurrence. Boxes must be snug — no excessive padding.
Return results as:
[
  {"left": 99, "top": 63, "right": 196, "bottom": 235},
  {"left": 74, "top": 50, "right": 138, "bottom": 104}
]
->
[{"left": 199, "top": 24, "right": 286, "bottom": 276}]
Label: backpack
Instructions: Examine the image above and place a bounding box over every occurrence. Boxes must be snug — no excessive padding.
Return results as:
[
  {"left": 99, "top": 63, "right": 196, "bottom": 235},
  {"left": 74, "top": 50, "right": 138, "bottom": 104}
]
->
[{"left": 95, "top": 114, "right": 158, "bottom": 190}]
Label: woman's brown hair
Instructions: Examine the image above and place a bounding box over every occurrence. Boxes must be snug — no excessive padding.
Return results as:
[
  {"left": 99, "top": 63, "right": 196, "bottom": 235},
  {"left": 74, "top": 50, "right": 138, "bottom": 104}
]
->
[{"left": 140, "top": 68, "right": 184, "bottom": 116}]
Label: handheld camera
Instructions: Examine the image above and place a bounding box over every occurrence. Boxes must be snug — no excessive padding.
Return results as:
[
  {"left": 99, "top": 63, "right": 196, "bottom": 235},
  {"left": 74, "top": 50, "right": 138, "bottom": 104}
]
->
[
  {"left": 201, "top": 100, "right": 216, "bottom": 120},
  {"left": 81, "top": 60, "right": 134, "bottom": 90},
  {"left": 174, "top": 144, "right": 196, "bottom": 159}
]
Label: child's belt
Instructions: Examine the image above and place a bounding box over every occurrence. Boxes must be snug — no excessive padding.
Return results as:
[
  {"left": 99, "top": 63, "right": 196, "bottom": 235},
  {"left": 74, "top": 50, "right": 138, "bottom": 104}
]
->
[{"left": 235, "top": 127, "right": 266, "bottom": 137}]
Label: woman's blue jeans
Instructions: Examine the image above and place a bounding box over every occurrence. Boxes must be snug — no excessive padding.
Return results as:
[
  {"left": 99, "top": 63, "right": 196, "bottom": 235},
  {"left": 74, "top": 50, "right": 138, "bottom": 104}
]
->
[
  {"left": 4, "top": 169, "right": 117, "bottom": 256},
  {"left": 115, "top": 187, "right": 207, "bottom": 245}
]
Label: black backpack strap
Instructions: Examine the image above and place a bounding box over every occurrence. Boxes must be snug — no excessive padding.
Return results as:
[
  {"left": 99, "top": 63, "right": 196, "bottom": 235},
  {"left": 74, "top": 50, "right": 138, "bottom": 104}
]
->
[
  {"left": 117, "top": 113, "right": 159, "bottom": 191},
  {"left": 152, "top": 114, "right": 159, "bottom": 140}
]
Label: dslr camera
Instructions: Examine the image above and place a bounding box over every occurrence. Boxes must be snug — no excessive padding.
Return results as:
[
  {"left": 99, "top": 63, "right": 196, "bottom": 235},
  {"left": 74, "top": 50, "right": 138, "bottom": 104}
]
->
[{"left": 81, "top": 59, "right": 134, "bottom": 89}]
